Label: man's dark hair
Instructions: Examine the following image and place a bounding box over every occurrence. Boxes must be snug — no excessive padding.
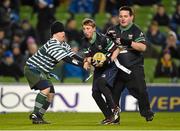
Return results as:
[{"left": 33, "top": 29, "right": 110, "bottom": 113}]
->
[{"left": 119, "top": 6, "right": 134, "bottom": 16}]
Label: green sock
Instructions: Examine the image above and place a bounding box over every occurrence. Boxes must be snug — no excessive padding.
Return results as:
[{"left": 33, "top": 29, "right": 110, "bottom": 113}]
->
[
  {"left": 33, "top": 92, "right": 47, "bottom": 114},
  {"left": 39, "top": 100, "right": 50, "bottom": 116}
]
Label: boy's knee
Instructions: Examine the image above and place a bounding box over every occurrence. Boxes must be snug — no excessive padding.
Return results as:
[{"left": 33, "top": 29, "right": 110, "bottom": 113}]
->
[{"left": 92, "top": 91, "right": 100, "bottom": 99}]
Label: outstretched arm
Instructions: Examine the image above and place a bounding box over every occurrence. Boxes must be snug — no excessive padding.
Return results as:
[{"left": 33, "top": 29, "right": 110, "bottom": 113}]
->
[
  {"left": 110, "top": 48, "right": 120, "bottom": 61},
  {"left": 63, "top": 54, "right": 91, "bottom": 70},
  {"left": 62, "top": 56, "right": 83, "bottom": 67}
]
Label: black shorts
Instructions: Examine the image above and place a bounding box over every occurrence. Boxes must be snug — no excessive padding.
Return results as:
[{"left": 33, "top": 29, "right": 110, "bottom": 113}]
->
[
  {"left": 115, "top": 65, "right": 147, "bottom": 95},
  {"left": 92, "top": 63, "right": 118, "bottom": 91},
  {"left": 33, "top": 80, "right": 55, "bottom": 93}
]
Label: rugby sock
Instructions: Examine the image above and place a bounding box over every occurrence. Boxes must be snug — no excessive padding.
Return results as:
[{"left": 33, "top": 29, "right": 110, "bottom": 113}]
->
[
  {"left": 39, "top": 100, "right": 50, "bottom": 116},
  {"left": 33, "top": 92, "right": 47, "bottom": 115}
]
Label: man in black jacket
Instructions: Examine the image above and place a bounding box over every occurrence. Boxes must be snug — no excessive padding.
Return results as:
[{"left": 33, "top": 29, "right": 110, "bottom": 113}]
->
[{"left": 107, "top": 6, "right": 154, "bottom": 123}]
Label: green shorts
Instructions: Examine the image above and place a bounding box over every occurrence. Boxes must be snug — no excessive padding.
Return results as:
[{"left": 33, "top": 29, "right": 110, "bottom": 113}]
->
[{"left": 24, "top": 65, "right": 53, "bottom": 90}]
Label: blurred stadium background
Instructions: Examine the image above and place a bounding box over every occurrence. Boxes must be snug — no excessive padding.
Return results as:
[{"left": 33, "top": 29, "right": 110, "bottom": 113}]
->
[
  {"left": 0, "top": 0, "right": 180, "bottom": 83},
  {"left": 0, "top": 0, "right": 180, "bottom": 130}
]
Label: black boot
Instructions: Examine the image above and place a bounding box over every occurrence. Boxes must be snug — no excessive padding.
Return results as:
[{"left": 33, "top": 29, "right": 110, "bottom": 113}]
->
[{"left": 29, "top": 113, "right": 50, "bottom": 124}]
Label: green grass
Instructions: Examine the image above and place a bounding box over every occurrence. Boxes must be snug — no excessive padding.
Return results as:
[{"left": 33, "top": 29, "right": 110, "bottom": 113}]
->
[{"left": 0, "top": 112, "right": 180, "bottom": 130}]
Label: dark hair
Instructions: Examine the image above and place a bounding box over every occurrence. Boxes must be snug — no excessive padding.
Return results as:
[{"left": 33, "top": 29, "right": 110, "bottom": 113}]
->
[
  {"left": 82, "top": 18, "right": 96, "bottom": 28},
  {"left": 150, "top": 21, "right": 158, "bottom": 26},
  {"left": 65, "top": 17, "right": 75, "bottom": 27},
  {"left": 119, "top": 6, "right": 134, "bottom": 16},
  {"left": 157, "top": 3, "right": 164, "bottom": 8}
]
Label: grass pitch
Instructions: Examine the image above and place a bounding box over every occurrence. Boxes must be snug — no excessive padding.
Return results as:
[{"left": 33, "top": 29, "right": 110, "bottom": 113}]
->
[{"left": 0, "top": 112, "right": 180, "bottom": 130}]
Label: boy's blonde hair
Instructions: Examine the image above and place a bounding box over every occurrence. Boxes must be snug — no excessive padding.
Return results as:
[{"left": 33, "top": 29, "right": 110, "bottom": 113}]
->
[{"left": 82, "top": 18, "right": 96, "bottom": 28}]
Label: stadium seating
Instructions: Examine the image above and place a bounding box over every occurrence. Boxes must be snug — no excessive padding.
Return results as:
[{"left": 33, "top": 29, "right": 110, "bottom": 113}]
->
[{"left": 0, "top": 0, "right": 178, "bottom": 83}]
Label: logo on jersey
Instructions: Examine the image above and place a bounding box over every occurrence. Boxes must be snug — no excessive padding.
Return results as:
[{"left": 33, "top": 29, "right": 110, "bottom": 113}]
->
[
  {"left": 98, "top": 45, "right": 103, "bottom": 50},
  {"left": 116, "top": 37, "right": 121, "bottom": 45},
  {"left": 139, "top": 32, "right": 144, "bottom": 37},
  {"left": 101, "top": 74, "right": 106, "bottom": 78},
  {"left": 128, "top": 34, "right": 133, "bottom": 40},
  {"left": 72, "top": 59, "right": 78, "bottom": 65}
]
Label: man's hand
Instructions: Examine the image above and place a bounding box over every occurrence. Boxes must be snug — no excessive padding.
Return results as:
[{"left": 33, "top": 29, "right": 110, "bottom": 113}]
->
[
  {"left": 106, "top": 30, "right": 117, "bottom": 40},
  {"left": 83, "top": 61, "right": 91, "bottom": 70},
  {"left": 83, "top": 57, "right": 91, "bottom": 70}
]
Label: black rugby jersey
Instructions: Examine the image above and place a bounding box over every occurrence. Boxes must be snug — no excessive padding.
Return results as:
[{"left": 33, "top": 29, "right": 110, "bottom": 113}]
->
[
  {"left": 82, "top": 32, "right": 117, "bottom": 58},
  {"left": 108, "top": 23, "right": 146, "bottom": 67}
]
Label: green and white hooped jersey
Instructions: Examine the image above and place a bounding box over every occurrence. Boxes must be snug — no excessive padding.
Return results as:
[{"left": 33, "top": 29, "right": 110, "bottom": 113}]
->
[{"left": 26, "top": 38, "right": 75, "bottom": 73}]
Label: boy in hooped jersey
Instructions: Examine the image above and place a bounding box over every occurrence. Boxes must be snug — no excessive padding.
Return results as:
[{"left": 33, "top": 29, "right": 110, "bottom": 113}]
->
[{"left": 24, "top": 21, "right": 90, "bottom": 124}]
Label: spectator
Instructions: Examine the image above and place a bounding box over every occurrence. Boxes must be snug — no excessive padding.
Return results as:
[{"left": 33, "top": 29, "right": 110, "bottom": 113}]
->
[
  {"left": 116, "top": 0, "right": 134, "bottom": 7},
  {"left": 92, "top": 0, "right": 101, "bottom": 18},
  {"left": 102, "top": 15, "right": 119, "bottom": 34},
  {"left": 146, "top": 21, "right": 166, "bottom": 46},
  {"left": 10, "top": 0, "right": 20, "bottom": 15},
  {"left": 165, "top": 31, "right": 180, "bottom": 59},
  {"left": 11, "top": 29, "right": 26, "bottom": 54},
  {"left": 134, "top": 0, "right": 161, "bottom": 6},
  {"left": 145, "top": 21, "right": 166, "bottom": 57},
  {"left": 35, "top": 0, "right": 56, "bottom": 45},
  {"left": 170, "top": 2, "right": 180, "bottom": 40},
  {"left": 165, "top": 31, "right": 179, "bottom": 49},
  {"left": 152, "top": 4, "right": 170, "bottom": 26},
  {"left": 9, "top": 0, "right": 20, "bottom": 23},
  {"left": 21, "top": 19, "right": 37, "bottom": 40},
  {"left": 164, "top": 31, "right": 180, "bottom": 77},
  {"left": 154, "top": 50, "right": 179, "bottom": 82},
  {"left": 65, "top": 18, "right": 81, "bottom": 45},
  {"left": 20, "top": 0, "right": 36, "bottom": 6},
  {"left": 0, "top": 50, "right": 24, "bottom": 82},
  {"left": 0, "top": 28, "right": 10, "bottom": 58},
  {"left": 0, "top": 0, "right": 11, "bottom": 27},
  {"left": 12, "top": 43, "right": 26, "bottom": 72},
  {"left": 25, "top": 36, "right": 38, "bottom": 58},
  {"left": 68, "top": 0, "right": 94, "bottom": 18},
  {"left": 105, "top": 0, "right": 118, "bottom": 16}
]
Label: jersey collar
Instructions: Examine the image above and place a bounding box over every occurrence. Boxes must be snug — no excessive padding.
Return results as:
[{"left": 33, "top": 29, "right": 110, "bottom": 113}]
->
[
  {"left": 51, "top": 37, "right": 63, "bottom": 43},
  {"left": 119, "top": 22, "right": 133, "bottom": 32},
  {"left": 89, "top": 32, "right": 96, "bottom": 44}
]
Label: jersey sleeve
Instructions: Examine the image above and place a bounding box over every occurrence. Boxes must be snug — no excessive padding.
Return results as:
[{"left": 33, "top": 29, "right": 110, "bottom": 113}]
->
[
  {"left": 83, "top": 47, "right": 92, "bottom": 57},
  {"left": 133, "top": 26, "right": 146, "bottom": 44},
  {"left": 47, "top": 40, "right": 75, "bottom": 62},
  {"left": 105, "top": 38, "right": 117, "bottom": 52},
  {"left": 104, "top": 37, "right": 117, "bottom": 57}
]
